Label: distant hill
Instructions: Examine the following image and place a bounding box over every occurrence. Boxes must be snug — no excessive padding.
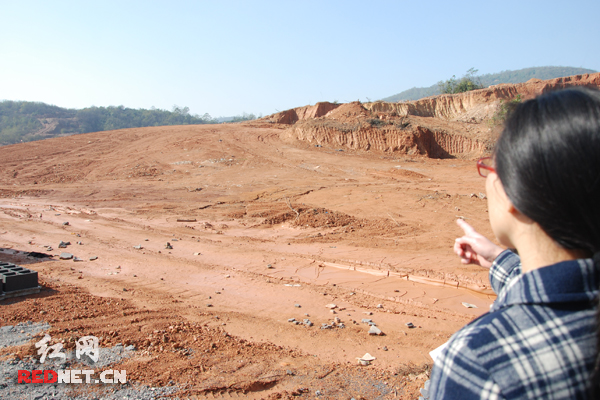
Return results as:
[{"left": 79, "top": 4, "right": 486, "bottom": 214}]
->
[
  {"left": 0, "top": 101, "right": 215, "bottom": 146},
  {"left": 381, "top": 66, "right": 598, "bottom": 102}
]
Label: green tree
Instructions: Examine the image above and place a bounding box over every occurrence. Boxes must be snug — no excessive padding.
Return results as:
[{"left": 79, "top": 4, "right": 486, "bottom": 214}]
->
[{"left": 438, "top": 68, "right": 484, "bottom": 94}]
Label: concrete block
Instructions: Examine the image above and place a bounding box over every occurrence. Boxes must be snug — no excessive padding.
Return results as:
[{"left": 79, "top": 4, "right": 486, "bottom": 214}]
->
[{"left": 1, "top": 267, "right": 38, "bottom": 292}]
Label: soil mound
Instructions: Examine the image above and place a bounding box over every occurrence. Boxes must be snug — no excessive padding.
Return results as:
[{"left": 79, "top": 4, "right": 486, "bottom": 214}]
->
[{"left": 268, "top": 102, "right": 341, "bottom": 124}]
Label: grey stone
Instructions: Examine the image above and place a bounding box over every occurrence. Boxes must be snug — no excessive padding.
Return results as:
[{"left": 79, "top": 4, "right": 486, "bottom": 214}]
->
[
  {"left": 59, "top": 252, "right": 73, "bottom": 260},
  {"left": 368, "top": 325, "right": 383, "bottom": 335}
]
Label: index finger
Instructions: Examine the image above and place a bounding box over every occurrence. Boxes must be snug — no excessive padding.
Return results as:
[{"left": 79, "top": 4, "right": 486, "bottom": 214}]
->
[{"left": 456, "top": 218, "right": 476, "bottom": 235}]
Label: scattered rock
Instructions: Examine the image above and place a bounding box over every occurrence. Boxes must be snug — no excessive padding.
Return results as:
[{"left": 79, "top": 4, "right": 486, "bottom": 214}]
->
[
  {"left": 165, "top": 242, "right": 173, "bottom": 249},
  {"left": 89, "top": 256, "right": 98, "bottom": 261},
  {"left": 73, "top": 257, "right": 84, "bottom": 262},
  {"left": 377, "top": 304, "right": 383, "bottom": 308},
  {"left": 59, "top": 253, "right": 73, "bottom": 260},
  {"left": 133, "top": 245, "right": 143, "bottom": 250},
  {"left": 62, "top": 222, "right": 69, "bottom": 226},
  {"left": 406, "top": 322, "right": 415, "bottom": 328},
  {"left": 58, "top": 241, "right": 70, "bottom": 248},
  {"left": 357, "top": 353, "right": 376, "bottom": 365},
  {"left": 368, "top": 325, "right": 383, "bottom": 335},
  {"left": 294, "top": 304, "right": 301, "bottom": 308},
  {"left": 462, "top": 302, "right": 478, "bottom": 308},
  {"left": 325, "top": 304, "right": 337, "bottom": 309}
]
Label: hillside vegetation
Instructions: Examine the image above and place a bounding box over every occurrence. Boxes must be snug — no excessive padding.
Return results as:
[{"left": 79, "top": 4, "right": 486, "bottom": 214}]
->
[
  {"left": 382, "top": 66, "right": 597, "bottom": 102},
  {"left": 0, "top": 101, "right": 216, "bottom": 145}
]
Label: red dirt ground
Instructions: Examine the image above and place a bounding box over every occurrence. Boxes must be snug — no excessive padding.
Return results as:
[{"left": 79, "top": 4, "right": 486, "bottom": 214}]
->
[{"left": 0, "top": 122, "right": 494, "bottom": 399}]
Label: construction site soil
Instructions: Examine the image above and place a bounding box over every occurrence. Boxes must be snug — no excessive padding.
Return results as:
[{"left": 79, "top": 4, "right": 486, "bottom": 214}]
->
[{"left": 1, "top": 73, "right": 599, "bottom": 399}]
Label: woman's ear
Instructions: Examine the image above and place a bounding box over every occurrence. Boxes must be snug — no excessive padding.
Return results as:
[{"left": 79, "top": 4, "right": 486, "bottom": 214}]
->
[{"left": 507, "top": 197, "right": 534, "bottom": 223}]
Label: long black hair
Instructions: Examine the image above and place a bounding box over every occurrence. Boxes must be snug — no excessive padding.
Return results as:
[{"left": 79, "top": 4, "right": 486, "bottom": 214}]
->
[{"left": 494, "top": 86, "right": 600, "bottom": 396}]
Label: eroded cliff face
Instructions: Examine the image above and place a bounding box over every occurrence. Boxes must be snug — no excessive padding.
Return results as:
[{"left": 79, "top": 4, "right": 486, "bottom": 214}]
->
[
  {"left": 265, "top": 73, "right": 600, "bottom": 159},
  {"left": 281, "top": 120, "right": 489, "bottom": 159},
  {"left": 365, "top": 73, "right": 600, "bottom": 123}
]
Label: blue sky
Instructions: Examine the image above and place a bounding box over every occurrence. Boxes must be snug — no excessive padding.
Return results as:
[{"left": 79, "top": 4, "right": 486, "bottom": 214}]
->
[{"left": 1, "top": 0, "right": 599, "bottom": 118}]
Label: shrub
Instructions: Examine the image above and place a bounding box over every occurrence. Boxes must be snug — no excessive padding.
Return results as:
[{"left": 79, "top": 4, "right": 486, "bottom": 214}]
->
[{"left": 438, "top": 68, "right": 484, "bottom": 94}]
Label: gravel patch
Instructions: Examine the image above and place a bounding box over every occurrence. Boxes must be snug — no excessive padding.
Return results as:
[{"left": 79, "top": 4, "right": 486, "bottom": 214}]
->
[
  {"left": 0, "top": 321, "right": 51, "bottom": 348},
  {"left": 0, "top": 322, "right": 181, "bottom": 399}
]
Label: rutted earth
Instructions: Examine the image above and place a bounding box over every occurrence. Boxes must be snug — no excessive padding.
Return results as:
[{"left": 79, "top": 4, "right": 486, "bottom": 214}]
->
[{"left": 1, "top": 73, "right": 599, "bottom": 399}]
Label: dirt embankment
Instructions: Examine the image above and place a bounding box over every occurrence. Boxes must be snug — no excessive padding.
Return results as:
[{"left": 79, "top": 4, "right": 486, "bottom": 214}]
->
[
  {"left": 366, "top": 72, "right": 600, "bottom": 122},
  {"left": 267, "top": 72, "right": 600, "bottom": 159},
  {"left": 269, "top": 102, "right": 342, "bottom": 124}
]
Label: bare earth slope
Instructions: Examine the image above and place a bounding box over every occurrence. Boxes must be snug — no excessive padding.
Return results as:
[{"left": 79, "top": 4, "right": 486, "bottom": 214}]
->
[{"left": 1, "top": 73, "right": 599, "bottom": 399}]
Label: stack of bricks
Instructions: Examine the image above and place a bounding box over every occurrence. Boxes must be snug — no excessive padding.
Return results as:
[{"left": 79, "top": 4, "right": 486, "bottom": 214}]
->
[{"left": 0, "top": 262, "right": 39, "bottom": 294}]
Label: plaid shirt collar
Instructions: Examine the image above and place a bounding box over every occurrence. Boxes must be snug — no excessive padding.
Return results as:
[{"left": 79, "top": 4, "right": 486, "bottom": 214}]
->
[{"left": 491, "top": 254, "right": 598, "bottom": 313}]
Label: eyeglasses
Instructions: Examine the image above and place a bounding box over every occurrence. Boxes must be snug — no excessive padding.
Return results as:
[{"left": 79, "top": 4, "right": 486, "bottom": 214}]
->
[{"left": 477, "top": 157, "right": 496, "bottom": 177}]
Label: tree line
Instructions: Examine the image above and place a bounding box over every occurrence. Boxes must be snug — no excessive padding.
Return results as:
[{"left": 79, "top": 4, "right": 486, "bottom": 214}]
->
[{"left": 0, "top": 101, "right": 221, "bottom": 145}]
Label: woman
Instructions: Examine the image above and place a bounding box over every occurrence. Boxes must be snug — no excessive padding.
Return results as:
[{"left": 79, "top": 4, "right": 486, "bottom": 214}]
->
[{"left": 427, "top": 87, "right": 600, "bottom": 399}]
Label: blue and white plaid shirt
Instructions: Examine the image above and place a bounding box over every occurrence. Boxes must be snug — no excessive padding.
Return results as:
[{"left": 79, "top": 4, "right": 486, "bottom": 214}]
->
[{"left": 428, "top": 250, "right": 598, "bottom": 399}]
